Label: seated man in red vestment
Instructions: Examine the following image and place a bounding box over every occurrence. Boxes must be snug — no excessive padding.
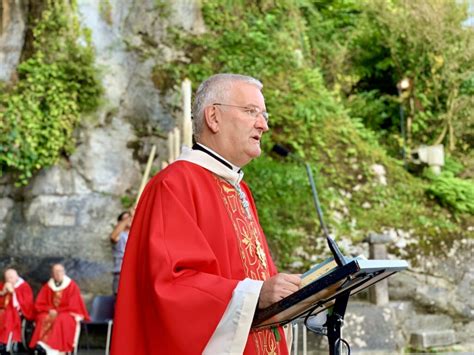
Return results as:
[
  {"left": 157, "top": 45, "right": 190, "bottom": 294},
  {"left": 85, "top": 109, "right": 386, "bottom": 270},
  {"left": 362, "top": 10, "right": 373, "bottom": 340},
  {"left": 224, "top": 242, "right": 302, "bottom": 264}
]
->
[
  {"left": 29, "top": 264, "right": 90, "bottom": 354},
  {"left": 0, "top": 269, "right": 34, "bottom": 355},
  {"left": 112, "top": 74, "right": 301, "bottom": 355}
]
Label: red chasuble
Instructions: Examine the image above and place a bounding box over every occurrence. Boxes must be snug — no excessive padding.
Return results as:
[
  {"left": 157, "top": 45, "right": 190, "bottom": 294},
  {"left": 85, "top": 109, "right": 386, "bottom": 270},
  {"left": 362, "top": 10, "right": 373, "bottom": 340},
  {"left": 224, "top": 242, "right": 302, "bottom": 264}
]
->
[
  {"left": 112, "top": 161, "right": 288, "bottom": 355},
  {"left": 0, "top": 280, "right": 34, "bottom": 344},
  {"left": 29, "top": 278, "right": 90, "bottom": 352}
]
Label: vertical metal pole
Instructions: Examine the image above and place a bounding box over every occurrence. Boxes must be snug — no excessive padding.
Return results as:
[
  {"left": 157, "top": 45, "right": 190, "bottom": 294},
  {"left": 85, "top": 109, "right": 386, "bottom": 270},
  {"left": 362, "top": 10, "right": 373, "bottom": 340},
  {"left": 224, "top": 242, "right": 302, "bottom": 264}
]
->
[
  {"left": 327, "top": 292, "right": 350, "bottom": 355},
  {"left": 106, "top": 320, "right": 113, "bottom": 355},
  {"left": 293, "top": 323, "right": 299, "bottom": 355},
  {"left": 303, "top": 324, "right": 307, "bottom": 355},
  {"left": 398, "top": 88, "right": 407, "bottom": 169}
]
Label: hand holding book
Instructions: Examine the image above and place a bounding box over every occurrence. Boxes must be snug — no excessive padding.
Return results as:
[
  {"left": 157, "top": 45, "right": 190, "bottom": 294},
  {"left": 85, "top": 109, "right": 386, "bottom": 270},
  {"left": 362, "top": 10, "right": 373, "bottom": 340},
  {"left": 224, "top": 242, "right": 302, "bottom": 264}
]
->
[{"left": 258, "top": 273, "right": 301, "bottom": 309}]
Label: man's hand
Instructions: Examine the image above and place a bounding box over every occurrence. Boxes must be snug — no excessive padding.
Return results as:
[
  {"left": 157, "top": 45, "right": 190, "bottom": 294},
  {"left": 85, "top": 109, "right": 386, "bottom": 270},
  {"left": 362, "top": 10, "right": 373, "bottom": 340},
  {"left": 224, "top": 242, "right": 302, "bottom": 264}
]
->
[
  {"left": 258, "top": 273, "right": 301, "bottom": 309},
  {"left": 4, "top": 282, "right": 14, "bottom": 293},
  {"left": 49, "top": 309, "right": 58, "bottom": 318}
]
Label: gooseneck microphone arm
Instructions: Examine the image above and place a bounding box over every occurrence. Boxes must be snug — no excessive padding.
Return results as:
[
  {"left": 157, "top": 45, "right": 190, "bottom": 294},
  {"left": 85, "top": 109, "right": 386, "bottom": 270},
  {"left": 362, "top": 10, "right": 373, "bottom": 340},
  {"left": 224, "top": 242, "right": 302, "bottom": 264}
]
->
[
  {"left": 304, "top": 162, "right": 346, "bottom": 267},
  {"left": 304, "top": 162, "right": 329, "bottom": 237},
  {"left": 272, "top": 144, "right": 346, "bottom": 267}
]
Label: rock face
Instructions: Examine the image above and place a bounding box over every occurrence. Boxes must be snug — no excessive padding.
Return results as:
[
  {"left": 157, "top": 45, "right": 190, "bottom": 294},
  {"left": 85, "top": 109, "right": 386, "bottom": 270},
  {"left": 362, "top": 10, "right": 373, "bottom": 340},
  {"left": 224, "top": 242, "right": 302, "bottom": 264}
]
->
[
  {"left": 295, "top": 298, "right": 473, "bottom": 354},
  {"left": 389, "top": 239, "right": 474, "bottom": 322},
  {"left": 0, "top": 0, "right": 27, "bottom": 81},
  {"left": 0, "top": 0, "right": 203, "bottom": 296},
  {"left": 297, "top": 235, "right": 474, "bottom": 353}
]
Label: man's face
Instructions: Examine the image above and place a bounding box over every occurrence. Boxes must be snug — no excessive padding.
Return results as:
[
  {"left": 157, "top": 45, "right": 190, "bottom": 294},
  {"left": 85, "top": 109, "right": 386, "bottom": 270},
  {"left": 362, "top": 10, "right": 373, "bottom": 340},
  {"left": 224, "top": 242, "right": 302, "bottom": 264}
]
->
[
  {"left": 4, "top": 269, "right": 18, "bottom": 284},
  {"left": 212, "top": 82, "right": 269, "bottom": 167},
  {"left": 52, "top": 265, "right": 65, "bottom": 283}
]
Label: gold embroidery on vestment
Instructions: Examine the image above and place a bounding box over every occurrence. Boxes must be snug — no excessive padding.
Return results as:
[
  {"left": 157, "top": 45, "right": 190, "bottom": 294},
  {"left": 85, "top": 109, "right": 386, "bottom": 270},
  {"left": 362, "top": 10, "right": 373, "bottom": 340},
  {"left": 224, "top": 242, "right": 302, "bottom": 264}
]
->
[{"left": 215, "top": 177, "right": 281, "bottom": 354}]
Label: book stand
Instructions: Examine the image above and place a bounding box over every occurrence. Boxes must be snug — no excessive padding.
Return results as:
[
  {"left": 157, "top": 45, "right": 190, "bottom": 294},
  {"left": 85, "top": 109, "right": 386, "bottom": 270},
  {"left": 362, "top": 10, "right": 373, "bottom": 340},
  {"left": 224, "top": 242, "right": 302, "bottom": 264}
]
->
[{"left": 252, "top": 259, "right": 408, "bottom": 354}]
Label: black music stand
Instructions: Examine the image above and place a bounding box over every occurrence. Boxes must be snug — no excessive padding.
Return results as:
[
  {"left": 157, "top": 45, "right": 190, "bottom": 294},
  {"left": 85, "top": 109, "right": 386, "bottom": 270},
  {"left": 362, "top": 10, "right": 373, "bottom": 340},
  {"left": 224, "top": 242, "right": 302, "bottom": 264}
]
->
[{"left": 252, "top": 258, "right": 408, "bottom": 354}]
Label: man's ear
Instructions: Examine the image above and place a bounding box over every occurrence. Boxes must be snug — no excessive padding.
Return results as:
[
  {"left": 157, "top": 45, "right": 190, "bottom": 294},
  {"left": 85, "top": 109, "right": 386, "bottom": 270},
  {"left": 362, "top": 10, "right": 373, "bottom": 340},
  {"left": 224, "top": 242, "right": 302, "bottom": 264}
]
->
[{"left": 204, "top": 105, "right": 220, "bottom": 134}]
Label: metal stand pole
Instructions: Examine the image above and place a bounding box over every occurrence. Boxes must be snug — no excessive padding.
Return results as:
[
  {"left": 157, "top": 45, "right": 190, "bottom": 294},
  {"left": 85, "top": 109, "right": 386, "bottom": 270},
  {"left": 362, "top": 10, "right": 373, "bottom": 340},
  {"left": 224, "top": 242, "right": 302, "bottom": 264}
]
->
[
  {"left": 293, "top": 322, "right": 299, "bottom": 355},
  {"left": 303, "top": 324, "right": 307, "bottom": 355},
  {"left": 326, "top": 292, "right": 350, "bottom": 355},
  {"left": 398, "top": 87, "right": 407, "bottom": 169}
]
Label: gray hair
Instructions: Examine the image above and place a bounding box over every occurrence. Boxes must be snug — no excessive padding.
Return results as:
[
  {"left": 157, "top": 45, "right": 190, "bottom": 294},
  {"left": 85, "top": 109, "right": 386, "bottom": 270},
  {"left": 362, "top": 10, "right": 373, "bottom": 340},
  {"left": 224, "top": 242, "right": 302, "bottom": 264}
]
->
[{"left": 192, "top": 73, "right": 263, "bottom": 140}]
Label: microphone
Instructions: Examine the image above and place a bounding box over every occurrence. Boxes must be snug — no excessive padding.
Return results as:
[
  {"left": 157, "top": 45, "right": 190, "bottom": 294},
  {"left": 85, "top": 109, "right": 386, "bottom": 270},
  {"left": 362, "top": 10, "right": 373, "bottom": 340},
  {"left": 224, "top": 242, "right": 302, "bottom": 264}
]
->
[{"left": 271, "top": 144, "right": 347, "bottom": 267}]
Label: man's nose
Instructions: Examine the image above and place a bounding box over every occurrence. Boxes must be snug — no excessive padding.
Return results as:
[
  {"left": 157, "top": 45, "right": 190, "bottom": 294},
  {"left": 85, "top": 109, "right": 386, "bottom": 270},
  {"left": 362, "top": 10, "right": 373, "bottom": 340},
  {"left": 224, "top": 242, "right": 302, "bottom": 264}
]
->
[{"left": 255, "top": 114, "right": 269, "bottom": 132}]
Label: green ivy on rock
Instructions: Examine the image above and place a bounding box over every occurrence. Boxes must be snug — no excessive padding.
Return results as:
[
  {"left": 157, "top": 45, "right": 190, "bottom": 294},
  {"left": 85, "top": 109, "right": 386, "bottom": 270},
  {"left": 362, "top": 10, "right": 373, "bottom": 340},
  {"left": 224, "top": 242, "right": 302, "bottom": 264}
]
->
[{"left": 0, "top": 0, "right": 102, "bottom": 185}]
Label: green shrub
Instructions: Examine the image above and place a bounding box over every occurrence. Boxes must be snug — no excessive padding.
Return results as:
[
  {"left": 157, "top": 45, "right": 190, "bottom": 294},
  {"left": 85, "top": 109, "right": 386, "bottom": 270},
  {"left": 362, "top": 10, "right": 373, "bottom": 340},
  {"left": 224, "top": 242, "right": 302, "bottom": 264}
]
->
[
  {"left": 246, "top": 156, "right": 331, "bottom": 267},
  {"left": 426, "top": 172, "right": 474, "bottom": 214},
  {"left": 0, "top": 0, "right": 102, "bottom": 185}
]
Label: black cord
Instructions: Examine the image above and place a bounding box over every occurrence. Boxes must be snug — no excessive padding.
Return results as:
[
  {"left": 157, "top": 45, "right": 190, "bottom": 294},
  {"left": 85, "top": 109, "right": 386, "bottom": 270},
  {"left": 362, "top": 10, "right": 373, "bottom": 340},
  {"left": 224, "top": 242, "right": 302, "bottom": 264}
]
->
[
  {"left": 303, "top": 309, "right": 352, "bottom": 354},
  {"left": 303, "top": 306, "right": 327, "bottom": 335},
  {"left": 336, "top": 338, "right": 351, "bottom": 355}
]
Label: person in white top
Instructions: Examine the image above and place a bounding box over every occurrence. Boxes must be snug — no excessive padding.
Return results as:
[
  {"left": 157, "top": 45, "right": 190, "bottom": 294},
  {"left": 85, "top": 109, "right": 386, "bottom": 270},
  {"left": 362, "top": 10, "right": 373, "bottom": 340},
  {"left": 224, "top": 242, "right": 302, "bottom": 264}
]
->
[{"left": 110, "top": 210, "right": 134, "bottom": 295}]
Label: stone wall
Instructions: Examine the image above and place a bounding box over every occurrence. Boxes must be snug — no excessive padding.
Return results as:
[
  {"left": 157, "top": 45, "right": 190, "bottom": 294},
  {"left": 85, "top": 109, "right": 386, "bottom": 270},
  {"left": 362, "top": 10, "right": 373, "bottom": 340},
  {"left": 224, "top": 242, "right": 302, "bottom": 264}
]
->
[{"left": 0, "top": 0, "right": 27, "bottom": 82}]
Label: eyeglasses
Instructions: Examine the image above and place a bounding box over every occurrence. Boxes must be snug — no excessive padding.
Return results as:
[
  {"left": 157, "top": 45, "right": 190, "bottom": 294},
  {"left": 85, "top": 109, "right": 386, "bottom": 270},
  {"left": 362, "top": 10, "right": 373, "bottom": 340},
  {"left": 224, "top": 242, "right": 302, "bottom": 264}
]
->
[{"left": 213, "top": 103, "right": 269, "bottom": 123}]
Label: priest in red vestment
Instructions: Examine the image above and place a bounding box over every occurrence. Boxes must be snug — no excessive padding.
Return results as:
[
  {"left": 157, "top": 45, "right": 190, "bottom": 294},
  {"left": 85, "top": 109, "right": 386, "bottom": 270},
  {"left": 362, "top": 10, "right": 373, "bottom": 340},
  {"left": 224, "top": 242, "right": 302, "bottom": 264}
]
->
[
  {"left": 112, "top": 74, "right": 301, "bottom": 354},
  {"left": 0, "top": 269, "right": 34, "bottom": 354},
  {"left": 29, "top": 264, "right": 90, "bottom": 354}
]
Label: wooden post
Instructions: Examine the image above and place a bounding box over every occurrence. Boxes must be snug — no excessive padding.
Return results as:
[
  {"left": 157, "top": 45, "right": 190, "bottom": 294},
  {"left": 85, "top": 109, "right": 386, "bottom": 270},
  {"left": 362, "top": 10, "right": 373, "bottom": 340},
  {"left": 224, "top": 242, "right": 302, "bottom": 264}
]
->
[
  {"left": 182, "top": 78, "right": 193, "bottom": 148},
  {"left": 168, "top": 130, "right": 174, "bottom": 163},
  {"left": 135, "top": 145, "right": 156, "bottom": 206},
  {"left": 173, "top": 127, "right": 181, "bottom": 161}
]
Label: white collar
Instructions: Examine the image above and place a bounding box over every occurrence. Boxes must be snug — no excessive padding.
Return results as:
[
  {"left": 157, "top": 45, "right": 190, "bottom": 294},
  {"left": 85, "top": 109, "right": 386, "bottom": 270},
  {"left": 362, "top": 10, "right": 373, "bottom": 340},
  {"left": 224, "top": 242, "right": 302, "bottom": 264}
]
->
[
  {"left": 176, "top": 145, "right": 244, "bottom": 186},
  {"left": 47, "top": 275, "right": 72, "bottom": 292},
  {"left": 195, "top": 143, "right": 241, "bottom": 172},
  {"left": 11, "top": 278, "right": 25, "bottom": 309},
  {"left": 14, "top": 277, "right": 24, "bottom": 289}
]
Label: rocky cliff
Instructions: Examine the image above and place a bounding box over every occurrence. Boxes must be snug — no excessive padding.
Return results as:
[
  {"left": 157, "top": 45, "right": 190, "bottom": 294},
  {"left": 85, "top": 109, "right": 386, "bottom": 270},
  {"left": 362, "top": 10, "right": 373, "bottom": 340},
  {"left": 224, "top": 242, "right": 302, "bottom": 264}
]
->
[
  {"left": 0, "top": 0, "right": 472, "bottom": 352},
  {"left": 0, "top": 0, "right": 204, "bottom": 295}
]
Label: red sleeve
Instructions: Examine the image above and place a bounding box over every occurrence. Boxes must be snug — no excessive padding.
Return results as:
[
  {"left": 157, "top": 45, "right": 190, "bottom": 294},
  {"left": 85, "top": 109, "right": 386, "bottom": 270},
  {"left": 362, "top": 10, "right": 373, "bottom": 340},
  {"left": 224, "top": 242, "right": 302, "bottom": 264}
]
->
[
  {"left": 112, "top": 166, "right": 240, "bottom": 355},
  {"left": 0, "top": 282, "right": 5, "bottom": 309},
  {"left": 58, "top": 282, "right": 90, "bottom": 321},
  {"left": 34, "top": 285, "right": 52, "bottom": 315},
  {"left": 16, "top": 282, "right": 35, "bottom": 320}
]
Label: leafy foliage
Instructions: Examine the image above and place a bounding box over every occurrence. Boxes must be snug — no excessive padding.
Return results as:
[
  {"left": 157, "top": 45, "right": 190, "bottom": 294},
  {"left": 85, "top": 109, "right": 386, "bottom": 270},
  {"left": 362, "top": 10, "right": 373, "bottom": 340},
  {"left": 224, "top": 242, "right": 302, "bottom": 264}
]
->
[
  {"left": 153, "top": 0, "right": 471, "bottom": 268},
  {"left": 0, "top": 0, "right": 102, "bottom": 185},
  {"left": 348, "top": 0, "right": 473, "bottom": 153},
  {"left": 245, "top": 157, "right": 318, "bottom": 267},
  {"left": 426, "top": 172, "right": 474, "bottom": 214},
  {"left": 424, "top": 158, "right": 474, "bottom": 214}
]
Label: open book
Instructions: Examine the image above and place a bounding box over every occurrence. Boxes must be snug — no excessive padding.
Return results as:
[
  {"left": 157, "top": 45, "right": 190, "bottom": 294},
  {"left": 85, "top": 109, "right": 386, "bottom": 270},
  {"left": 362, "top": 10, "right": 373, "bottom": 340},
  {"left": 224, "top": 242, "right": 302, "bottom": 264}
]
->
[{"left": 300, "top": 255, "right": 366, "bottom": 288}]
